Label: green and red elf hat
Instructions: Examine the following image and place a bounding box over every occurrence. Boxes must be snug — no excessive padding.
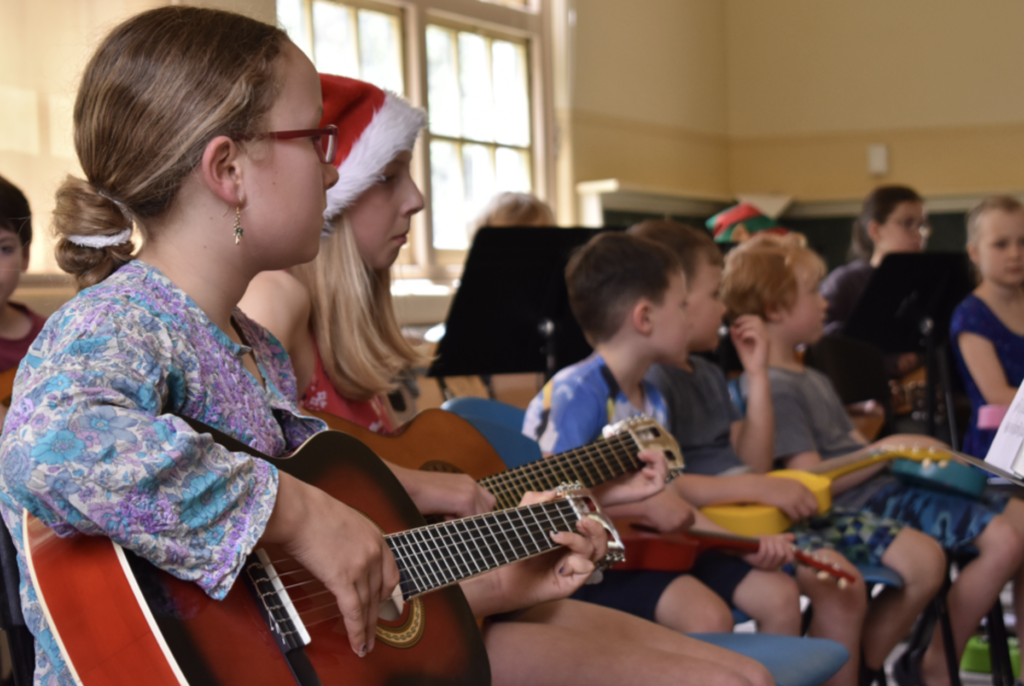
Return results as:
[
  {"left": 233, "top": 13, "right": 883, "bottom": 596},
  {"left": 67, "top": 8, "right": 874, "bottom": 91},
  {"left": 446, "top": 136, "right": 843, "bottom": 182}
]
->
[{"left": 707, "top": 203, "right": 789, "bottom": 243}]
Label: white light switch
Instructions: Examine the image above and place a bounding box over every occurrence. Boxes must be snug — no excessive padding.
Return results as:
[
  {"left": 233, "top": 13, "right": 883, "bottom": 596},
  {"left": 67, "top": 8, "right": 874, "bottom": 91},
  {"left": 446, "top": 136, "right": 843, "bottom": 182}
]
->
[{"left": 867, "top": 143, "right": 889, "bottom": 176}]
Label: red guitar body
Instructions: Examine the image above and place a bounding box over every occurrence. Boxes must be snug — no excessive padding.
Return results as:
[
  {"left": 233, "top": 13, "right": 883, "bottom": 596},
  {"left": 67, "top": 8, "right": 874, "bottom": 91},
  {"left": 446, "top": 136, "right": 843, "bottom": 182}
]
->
[{"left": 26, "top": 428, "right": 489, "bottom": 686}]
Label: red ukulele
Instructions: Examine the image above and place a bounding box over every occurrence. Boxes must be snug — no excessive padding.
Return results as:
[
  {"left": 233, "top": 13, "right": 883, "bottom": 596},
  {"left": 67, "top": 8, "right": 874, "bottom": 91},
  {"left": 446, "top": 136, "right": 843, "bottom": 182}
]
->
[
  {"left": 25, "top": 419, "right": 621, "bottom": 686},
  {"left": 614, "top": 524, "right": 856, "bottom": 586}
]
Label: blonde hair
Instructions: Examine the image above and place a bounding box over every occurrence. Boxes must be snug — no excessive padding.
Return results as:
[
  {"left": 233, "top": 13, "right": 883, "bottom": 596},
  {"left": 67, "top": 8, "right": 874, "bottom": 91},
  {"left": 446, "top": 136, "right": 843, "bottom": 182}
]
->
[
  {"left": 291, "top": 215, "right": 427, "bottom": 400},
  {"left": 966, "top": 195, "right": 1024, "bottom": 247},
  {"left": 721, "top": 233, "right": 826, "bottom": 320},
  {"left": 53, "top": 7, "right": 285, "bottom": 290}
]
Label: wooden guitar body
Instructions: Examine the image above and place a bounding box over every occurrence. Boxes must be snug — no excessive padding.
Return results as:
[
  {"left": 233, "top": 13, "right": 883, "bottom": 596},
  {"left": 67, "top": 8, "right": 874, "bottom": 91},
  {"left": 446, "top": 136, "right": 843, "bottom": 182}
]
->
[
  {"left": 310, "top": 408, "right": 508, "bottom": 480},
  {"left": 27, "top": 430, "right": 489, "bottom": 686}
]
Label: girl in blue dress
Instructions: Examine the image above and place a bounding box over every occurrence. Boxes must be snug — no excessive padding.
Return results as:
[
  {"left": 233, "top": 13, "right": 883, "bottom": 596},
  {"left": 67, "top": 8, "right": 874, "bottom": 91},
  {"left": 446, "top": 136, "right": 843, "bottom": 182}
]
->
[{"left": 951, "top": 196, "right": 1024, "bottom": 458}]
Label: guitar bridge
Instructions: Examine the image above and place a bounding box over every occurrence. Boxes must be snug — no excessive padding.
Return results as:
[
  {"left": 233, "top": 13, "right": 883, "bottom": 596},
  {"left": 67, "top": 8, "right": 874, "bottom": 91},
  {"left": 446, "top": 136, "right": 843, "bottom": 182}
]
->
[{"left": 243, "top": 549, "right": 312, "bottom": 653}]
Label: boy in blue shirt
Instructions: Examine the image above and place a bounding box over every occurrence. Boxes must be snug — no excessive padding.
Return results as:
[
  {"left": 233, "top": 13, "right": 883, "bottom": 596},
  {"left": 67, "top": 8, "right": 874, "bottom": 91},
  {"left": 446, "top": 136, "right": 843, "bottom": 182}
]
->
[{"left": 523, "top": 231, "right": 803, "bottom": 638}]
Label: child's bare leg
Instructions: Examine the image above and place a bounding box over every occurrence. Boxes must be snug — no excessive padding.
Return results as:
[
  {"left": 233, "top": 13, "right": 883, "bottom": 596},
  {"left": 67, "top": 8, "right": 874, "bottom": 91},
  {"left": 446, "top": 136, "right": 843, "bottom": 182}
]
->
[
  {"left": 865, "top": 529, "right": 945, "bottom": 669},
  {"left": 995, "top": 498, "right": 1024, "bottom": 637},
  {"left": 506, "top": 598, "right": 775, "bottom": 686},
  {"left": 796, "top": 550, "right": 866, "bottom": 686},
  {"left": 920, "top": 514, "right": 1023, "bottom": 686},
  {"left": 653, "top": 575, "right": 736, "bottom": 633},
  {"left": 731, "top": 569, "right": 801, "bottom": 635}
]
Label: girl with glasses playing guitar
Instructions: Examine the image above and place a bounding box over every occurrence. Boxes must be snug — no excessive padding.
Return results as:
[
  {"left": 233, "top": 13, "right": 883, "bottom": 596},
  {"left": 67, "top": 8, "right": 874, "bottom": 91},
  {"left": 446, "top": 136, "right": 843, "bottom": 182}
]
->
[{"left": 0, "top": 9, "right": 617, "bottom": 685}]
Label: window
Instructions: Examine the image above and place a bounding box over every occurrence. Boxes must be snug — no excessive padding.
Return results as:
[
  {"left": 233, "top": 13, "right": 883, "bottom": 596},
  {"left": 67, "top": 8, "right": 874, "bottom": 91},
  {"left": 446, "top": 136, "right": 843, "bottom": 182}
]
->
[
  {"left": 278, "top": 0, "right": 405, "bottom": 95},
  {"left": 278, "top": 0, "right": 551, "bottom": 279},
  {"left": 426, "top": 26, "right": 532, "bottom": 253}
]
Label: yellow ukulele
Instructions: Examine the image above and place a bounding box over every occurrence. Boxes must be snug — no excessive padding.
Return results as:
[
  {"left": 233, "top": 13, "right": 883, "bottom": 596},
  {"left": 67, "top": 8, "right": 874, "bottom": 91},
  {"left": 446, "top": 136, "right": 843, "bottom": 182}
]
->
[{"left": 701, "top": 445, "right": 987, "bottom": 536}]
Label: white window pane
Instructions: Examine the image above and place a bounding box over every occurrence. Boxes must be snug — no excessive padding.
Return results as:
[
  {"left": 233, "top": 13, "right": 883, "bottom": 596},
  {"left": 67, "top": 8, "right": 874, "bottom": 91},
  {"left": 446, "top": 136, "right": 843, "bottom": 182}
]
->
[
  {"left": 313, "top": 2, "right": 359, "bottom": 79},
  {"left": 495, "top": 147, "right": 531, "bottom": 193},
  {"left": 426, "top": 26, "right": 460, "bottom": 138},
  {"left": 458, "top": 33, "right": 493, "bottom": 142},
  {"left": 358, "top": 10, "right": 404, "bottom": 95},
  {"left": 278, "top": 0, "right": 312, "bottom": 60},
  {"left": 462, "top": 143, "right": 496, "bottom": 236},
  {"left": 430, "top": 140, "right": 467, "bottom": 250},
  {"left": 492, "top": 40, "right": 530, "bottom": 147}
]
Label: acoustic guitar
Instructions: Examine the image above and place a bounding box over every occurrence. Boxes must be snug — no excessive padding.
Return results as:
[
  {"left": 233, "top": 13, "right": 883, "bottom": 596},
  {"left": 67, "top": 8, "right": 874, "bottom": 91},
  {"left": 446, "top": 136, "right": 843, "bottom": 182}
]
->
[
  {"left": 614, "top": 524, "right": 856, "bottom": 587},
  {"left": 25, "top": 420, "right": 622, "bottom": 686},
  {"left": 310, "top": 410, "right": 685, "bottom": 511},
  {"left": 701, "top": 444, "right": 987, "bottom": 536}
]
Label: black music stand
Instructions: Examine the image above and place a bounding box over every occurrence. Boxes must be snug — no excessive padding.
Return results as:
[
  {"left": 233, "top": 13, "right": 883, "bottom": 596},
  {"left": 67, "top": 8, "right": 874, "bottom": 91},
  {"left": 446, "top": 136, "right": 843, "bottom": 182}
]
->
[
  {"left": 842, "top": 252, "right": 973, "bottom": 437},
  {"left": 428, "top": 227, "right": 610, "bottom": 382}
]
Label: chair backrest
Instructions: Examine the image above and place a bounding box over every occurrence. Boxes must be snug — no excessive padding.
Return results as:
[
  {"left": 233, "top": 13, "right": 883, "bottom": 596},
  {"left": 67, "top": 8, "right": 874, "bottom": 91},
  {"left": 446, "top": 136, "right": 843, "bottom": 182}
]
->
[
  {"left": 442, "top": 397, "right": 526, "bottom": 433},
  {"left": 804, "top": 335, "right": 893, "bottom": 436},
  {"left": 0, "top": 521, "right": 34, "bottom": 685},
  {"left": 805, "top": 335, "right": 890, "bottom": 406}
]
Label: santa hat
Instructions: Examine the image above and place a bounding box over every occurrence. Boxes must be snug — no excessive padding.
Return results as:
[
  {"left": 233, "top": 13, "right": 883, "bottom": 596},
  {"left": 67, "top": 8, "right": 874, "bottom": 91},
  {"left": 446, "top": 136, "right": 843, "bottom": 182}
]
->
[{"left": 320, "top": 73, "right": 428, "bottom": 224}]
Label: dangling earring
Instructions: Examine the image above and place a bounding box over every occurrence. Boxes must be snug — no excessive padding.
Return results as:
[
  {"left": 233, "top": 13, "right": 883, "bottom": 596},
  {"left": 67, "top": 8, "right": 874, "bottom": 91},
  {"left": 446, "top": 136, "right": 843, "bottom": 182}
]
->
[{"left": 233, "top": 206, "right": 244, "bottom": 244}]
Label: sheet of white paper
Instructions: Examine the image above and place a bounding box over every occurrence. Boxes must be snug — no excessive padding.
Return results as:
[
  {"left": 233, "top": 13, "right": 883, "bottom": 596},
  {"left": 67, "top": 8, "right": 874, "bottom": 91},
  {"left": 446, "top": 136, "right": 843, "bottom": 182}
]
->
[{"left": 984, "top": 385, "right": 1024, "bottom": 474}]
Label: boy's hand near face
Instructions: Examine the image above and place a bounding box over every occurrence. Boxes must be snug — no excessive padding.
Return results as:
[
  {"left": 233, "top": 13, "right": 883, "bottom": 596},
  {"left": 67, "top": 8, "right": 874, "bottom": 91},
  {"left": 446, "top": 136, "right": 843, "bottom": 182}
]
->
[{"left": 730, "top": 315, "right": 769, "bottom": 378}]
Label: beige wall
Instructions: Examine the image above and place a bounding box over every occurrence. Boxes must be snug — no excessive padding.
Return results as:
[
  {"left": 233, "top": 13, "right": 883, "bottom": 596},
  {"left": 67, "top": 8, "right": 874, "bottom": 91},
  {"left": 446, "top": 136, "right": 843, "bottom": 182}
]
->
[
  {"left": 0, "top": 0, "right": 274, "bottom": 273},
  {"left": 726, "top": 0, "right": 1024, "bottom": 200},
  {"left": 567, "top": 0, "right": 1024, "bottom": 205},
  {"left": 567, "top": 0, "right": 730, "bottom": 200}
]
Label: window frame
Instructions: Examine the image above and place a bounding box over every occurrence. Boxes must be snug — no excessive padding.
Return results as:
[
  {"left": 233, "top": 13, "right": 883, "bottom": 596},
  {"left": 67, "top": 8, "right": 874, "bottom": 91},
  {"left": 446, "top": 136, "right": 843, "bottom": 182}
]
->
[{"left": 286, "top": 0, "right": 555, "bottom": 281}]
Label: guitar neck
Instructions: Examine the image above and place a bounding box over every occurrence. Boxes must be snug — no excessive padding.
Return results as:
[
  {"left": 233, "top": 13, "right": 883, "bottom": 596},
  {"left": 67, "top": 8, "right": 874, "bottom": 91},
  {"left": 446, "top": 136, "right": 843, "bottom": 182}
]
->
[
  {"left": 479, "top": 433, "right": 642, "bottom": 510},
  {"left": 385, "top": 498, "right": 581, "bottom": 599},
  {"left": 809, "top": 445, "right": 945, "bottom": 482}
]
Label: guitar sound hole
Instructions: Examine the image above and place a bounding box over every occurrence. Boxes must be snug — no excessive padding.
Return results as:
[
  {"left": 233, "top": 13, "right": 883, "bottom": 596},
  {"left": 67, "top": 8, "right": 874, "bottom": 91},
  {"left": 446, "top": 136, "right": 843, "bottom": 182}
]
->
[{"left": 420, "top": 460, "right": 465, "bottom": 475}]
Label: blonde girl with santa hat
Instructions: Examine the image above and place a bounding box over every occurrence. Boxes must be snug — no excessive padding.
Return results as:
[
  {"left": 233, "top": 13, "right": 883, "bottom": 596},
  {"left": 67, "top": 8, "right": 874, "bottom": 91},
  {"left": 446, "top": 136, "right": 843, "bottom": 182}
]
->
[{"left": 241, "top": 74, "right": 775, "bottom": 686}]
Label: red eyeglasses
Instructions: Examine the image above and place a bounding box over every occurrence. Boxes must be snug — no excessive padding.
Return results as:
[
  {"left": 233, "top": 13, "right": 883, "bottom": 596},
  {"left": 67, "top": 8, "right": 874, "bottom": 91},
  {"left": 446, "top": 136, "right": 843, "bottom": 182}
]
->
[{"left": 241, "top": 125, "right": 338, "bottom": 165}]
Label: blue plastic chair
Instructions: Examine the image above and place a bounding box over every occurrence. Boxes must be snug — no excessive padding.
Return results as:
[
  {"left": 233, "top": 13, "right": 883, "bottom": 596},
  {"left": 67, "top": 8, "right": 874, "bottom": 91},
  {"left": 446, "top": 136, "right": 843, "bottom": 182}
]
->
[
  {"left": 442, "top": 396, "right": 526, "bottom": 432},
  {"left": 442, "top": 397, "right": 539, "bottom": 468},
  {"left": 693, "top": 634, "right": 849, "bottom": 686}
]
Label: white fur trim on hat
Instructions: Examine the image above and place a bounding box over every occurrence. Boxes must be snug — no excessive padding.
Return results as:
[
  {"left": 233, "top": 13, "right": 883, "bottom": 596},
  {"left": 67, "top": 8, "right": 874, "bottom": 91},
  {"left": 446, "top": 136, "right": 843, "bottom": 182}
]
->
[{"left": 323, "top": 92, "right": 427, "bottom": 224}]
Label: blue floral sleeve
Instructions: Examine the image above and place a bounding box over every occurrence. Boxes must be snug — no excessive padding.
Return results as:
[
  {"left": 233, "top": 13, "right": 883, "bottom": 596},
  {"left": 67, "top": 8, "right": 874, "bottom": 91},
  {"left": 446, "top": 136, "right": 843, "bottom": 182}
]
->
[{"left": 0, "top": 299, "right": 278, "bottom": 600}]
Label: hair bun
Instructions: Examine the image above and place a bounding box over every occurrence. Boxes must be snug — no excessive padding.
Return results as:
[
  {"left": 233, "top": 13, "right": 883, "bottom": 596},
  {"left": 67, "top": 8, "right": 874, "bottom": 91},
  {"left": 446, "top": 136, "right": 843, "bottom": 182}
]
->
[{"left": 53, "top": 176, "right": 134, "bottom": 290}]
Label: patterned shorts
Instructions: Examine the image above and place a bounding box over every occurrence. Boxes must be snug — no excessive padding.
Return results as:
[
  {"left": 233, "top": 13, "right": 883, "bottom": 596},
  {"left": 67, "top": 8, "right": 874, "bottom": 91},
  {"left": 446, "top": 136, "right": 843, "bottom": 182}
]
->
[
  {"left": 790, "top": 508, "right": 903, "bottom": 567},
  {"left": 862, "top": 482, "right": 1010, "bottom": 553}
]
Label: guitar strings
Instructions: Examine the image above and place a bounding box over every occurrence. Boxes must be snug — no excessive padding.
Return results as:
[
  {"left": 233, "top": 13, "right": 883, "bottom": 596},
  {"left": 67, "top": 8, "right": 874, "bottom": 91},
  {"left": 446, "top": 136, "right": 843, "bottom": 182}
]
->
[
  {"left": 258, "top": 498, "right": 583, "bottom": 627},
  {"left": 484, "top": 434, "right": 639, "bottom": 495},
  {"left": 482, "top": 436, "right": 645, "bottom": 508}
]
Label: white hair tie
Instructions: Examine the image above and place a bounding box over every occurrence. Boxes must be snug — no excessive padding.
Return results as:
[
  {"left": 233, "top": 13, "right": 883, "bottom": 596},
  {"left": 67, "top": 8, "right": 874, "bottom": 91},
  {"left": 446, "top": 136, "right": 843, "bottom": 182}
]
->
[{"left": 66, "top": 228, "right": 133, "bottom": 249}]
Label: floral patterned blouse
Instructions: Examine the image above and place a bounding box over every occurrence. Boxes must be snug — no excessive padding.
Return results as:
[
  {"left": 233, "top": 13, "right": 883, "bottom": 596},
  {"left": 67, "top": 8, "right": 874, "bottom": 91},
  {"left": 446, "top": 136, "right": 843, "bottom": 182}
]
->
[{"left": 0, "top": 260, "right": 325, "bottom": 685}]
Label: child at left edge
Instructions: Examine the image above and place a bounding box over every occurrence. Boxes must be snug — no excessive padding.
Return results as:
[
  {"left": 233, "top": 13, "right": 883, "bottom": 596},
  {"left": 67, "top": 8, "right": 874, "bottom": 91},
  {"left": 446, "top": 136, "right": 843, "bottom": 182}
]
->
[
  {"left": 0, "top": 176, "right": 46, "bottom": 422},
  {"left": 522, "top": 231, "right": 805, "bottom": 638}
]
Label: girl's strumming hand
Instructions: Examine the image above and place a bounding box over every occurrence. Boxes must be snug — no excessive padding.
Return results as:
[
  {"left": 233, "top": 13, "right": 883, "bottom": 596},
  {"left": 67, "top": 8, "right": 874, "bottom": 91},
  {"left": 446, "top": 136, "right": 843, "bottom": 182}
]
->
[{"left": 263, "top": 472, "right": 400, "bottom": 657}]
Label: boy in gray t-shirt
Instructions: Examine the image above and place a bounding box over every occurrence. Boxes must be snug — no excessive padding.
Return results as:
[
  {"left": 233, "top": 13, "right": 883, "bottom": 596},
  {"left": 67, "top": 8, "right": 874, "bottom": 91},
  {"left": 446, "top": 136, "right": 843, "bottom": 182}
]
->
[
  {"left": 722, "top": 233, "right": 1019, "bottom": 686},
  {"left": 637, "top": 222, "right": 946, "bottom": 686}
]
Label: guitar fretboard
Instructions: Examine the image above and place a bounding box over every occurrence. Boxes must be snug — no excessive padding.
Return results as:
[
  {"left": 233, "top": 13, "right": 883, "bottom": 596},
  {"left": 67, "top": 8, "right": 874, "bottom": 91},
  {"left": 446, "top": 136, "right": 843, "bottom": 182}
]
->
[
  {"left": 386, "top": 498, "right": 581, "bottom": 599},
  {"left": 479, "top": 434, "right": 643, "bottom": 510}
]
